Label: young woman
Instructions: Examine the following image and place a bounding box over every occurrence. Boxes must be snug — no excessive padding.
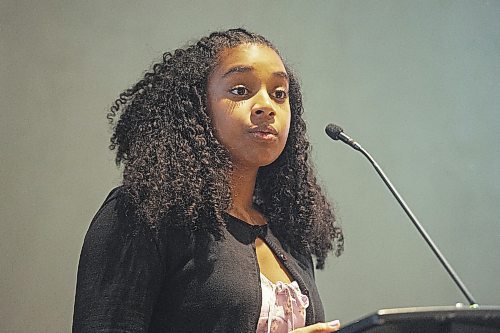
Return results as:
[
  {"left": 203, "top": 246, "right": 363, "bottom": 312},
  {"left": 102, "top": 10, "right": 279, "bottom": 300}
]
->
[{"left": 73, "top": 28, "right": 344, "bottom": 333}]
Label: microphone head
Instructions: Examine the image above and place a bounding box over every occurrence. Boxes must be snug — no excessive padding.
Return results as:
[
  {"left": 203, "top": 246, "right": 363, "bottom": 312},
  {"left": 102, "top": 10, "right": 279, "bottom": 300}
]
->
[{"left": 325, "top": 123, "right": 344, "bottom": 140}]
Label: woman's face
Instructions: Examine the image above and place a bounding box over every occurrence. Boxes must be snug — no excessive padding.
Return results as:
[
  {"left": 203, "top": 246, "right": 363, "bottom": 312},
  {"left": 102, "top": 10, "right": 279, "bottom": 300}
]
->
[{"left": 207, "top": 44, "right": 291, "bottom": 169}]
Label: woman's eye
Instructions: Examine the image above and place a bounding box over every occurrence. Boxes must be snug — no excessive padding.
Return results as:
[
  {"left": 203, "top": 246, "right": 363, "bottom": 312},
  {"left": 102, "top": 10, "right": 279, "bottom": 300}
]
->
[
  {"left": 273, "top": 89, "right": 287, "bottom": 100},
  {"left": 229, "top": 86, "right": 249, "bottom": 96}
]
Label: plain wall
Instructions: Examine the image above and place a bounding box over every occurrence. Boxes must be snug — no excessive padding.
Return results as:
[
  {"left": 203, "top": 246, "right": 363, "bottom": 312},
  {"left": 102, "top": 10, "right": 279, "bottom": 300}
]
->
[{"left": 1, "top": 1, "right": 499, "bottom": 331}]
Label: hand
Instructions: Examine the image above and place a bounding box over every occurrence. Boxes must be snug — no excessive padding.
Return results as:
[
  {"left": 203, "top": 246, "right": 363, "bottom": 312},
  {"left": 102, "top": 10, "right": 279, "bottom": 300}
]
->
[{"left": 290, "top": 320, "right": 341, "bottom": 333}]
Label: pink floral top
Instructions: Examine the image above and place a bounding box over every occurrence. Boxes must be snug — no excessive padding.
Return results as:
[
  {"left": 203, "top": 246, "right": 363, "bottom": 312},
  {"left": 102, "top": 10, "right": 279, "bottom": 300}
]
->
[{"left": 256, "top": 273, "right": 309, "bottom": 333}]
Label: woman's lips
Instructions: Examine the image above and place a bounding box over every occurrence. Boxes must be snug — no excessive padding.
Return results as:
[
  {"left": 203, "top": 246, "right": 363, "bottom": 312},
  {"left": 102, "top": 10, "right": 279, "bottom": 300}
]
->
[
  {"left": 248, "top": 126, "right": 279, "bottom": 141},
  {"left": 250, "top": 131, "right": 278, "bottom": 141}
]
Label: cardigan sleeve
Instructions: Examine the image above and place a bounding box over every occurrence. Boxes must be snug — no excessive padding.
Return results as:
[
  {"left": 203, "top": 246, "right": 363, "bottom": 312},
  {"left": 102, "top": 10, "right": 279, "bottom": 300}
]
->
[{"left": 72, "top": 190, "right": 165, "bottom": 333}]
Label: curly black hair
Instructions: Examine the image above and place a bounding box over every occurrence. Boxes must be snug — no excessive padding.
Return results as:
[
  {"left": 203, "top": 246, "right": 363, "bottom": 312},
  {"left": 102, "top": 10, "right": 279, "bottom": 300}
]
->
[{"left": 108, "top": 28, "right": 343, "bottom": 268}]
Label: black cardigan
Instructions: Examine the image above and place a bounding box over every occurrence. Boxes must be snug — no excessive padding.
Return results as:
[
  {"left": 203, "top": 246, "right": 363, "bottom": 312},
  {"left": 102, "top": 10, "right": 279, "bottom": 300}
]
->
[{"left": 73, "top": 188, "right": 325, "bottom": 332}]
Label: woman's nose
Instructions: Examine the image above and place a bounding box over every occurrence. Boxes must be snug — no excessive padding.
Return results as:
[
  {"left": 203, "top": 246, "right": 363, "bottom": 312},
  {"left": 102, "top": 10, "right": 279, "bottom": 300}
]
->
[{"left": 252, "top": 90, "right": 276, "bottom": 118}]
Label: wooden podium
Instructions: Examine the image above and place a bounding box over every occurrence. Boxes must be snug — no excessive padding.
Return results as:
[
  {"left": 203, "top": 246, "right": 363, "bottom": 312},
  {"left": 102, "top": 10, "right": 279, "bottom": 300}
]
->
[{"left": 338, "top": 306, "right": 500, "bottom": 333}]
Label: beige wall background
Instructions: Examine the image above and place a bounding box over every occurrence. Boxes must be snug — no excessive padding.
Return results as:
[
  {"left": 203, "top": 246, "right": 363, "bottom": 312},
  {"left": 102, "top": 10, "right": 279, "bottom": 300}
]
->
[{"left": 1, "top": 1, "right": 499, "bottom": 331}]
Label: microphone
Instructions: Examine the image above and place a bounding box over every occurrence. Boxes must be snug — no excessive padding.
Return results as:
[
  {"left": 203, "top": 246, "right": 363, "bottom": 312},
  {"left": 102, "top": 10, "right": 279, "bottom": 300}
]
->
[
  {"left": 325, "top": 123, "right": 361, "bottom": 150},
  {"left": 325, "top": 123, "right": 478, "bottom": 307}
]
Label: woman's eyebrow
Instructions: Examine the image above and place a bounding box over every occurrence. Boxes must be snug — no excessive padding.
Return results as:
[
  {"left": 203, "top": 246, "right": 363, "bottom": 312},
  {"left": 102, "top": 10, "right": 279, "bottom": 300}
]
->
[
  {"left": 273, "top": 71, "right": 289, "bottom": 81},
  {"left": 222, "top": 66, "right": 289, "bottom": 81},
  {"left": 222, "top": 65, "right": 253, "bottom": 77}
]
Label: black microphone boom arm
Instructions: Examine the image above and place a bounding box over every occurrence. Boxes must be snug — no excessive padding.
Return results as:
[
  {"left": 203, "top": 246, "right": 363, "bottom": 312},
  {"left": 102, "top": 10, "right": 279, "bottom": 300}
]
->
[{"left": 325, "top": 123, "right": 478, "bottom": 306}]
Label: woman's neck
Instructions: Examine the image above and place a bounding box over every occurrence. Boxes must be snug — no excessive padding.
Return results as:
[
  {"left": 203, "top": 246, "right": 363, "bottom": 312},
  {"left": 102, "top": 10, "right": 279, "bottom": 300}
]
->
[{"left": 228, "top": 165, "right": 266, "bottom": 226}]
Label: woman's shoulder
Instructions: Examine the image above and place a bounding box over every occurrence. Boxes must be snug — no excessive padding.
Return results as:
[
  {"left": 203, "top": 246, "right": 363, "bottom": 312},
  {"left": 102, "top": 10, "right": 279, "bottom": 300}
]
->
[
  {"left": 85, "top": 186, "right": 193, "bottom": 262},
  {"left": 100, "top": 186, "right": 123, "bottom": 206},
  {"left": 74, "top": 188, "right": 166, "bottom": 330},
  {"left": 84, "top": 186, "right": 151, "bottom": 248},
  {"left": 93, "top": 186, "right": 128, "bottom": 217}
]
